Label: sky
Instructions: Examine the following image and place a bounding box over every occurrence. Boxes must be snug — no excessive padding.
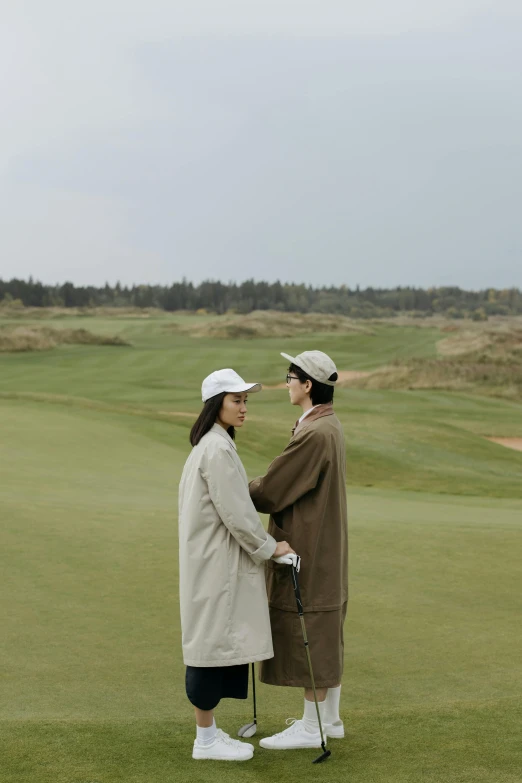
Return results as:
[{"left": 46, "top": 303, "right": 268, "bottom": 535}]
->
[{"left": 1, "top": 1, "right": 521, "bottom": 290}]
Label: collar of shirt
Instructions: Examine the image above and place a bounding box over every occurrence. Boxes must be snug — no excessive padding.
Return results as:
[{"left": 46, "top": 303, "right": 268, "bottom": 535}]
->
[{"left": 298, "top": 405, "right": 317, "bottom": 424}]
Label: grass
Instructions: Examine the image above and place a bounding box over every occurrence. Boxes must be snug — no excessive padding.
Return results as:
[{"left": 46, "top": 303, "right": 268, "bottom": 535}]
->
[
  {"left": 0, "top": 325, "right": 130, "bottom": 352},
  {"left": 2, "top": 701, "right": 522, "bottom": 783},
  {"left": 351, "top": 318, "right": 522, "bottom": 401},
  {"left": 164, "top": 309, "right": 376, "bottom": 338},
  {"left": 1, "top": 313, "right": 522, "bottom": 782}
]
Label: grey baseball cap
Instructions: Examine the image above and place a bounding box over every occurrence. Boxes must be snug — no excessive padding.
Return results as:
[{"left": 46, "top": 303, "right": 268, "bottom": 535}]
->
[{"left": 281, "top": 350, "right": 338, "bottom": 386}]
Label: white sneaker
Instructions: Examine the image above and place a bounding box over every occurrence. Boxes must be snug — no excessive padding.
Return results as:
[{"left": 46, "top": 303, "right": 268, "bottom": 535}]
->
[
  {"left": 220, "top": 730, "right": 254, "bottom": 751},
  {"left": 192, "top": 729, "right": 254, "bottom": 761},
  {"left": 259, "top": 719, "right": 324, "bottom": 750},
  {"left": 324, "top": 720, "right": 345, "bottom": 739}
]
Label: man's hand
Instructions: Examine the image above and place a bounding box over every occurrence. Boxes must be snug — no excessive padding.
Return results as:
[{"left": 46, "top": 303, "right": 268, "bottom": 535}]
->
[{"left": 272, "top": 541, "right": 300, "bottom": 571}]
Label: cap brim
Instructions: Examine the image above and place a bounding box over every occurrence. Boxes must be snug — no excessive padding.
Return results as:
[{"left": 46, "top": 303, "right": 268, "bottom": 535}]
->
[
  {"left": 224, "top": 382, "right": 262, "bottom": 395},
  {"left": 280, "top": 352, "right": 297, "bottom": 364}
]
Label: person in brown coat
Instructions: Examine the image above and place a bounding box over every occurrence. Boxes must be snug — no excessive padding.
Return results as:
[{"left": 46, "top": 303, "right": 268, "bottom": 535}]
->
[{"left": 249, "top": 350, "right": 348, "bottom": 750}]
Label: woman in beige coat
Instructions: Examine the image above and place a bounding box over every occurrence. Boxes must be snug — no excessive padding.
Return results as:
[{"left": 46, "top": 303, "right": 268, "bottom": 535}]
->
[{"left": 178, "top": 368, "right": 293, "bottom": 762}]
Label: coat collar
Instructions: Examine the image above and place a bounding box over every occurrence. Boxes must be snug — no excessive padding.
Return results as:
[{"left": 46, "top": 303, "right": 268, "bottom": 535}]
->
[
  {"left": 210, "top": 422, "right": 237, "bottom": 450},
  {"left": 292, "top": 403, "right": 334, "bottom": 436}
]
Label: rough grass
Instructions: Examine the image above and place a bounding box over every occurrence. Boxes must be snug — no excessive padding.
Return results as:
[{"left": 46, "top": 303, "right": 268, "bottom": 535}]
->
[
  {"left": 437, "top": 322, "right": 522, "bottom": 358},
  {"left": 0, "top": 304, "right": 168, "bottom": 319},
  {"left": 349, "top": 320, "right": 522, "bottom": 401},
  {"left": 164, "top": 310, "right": 376, "bottom": 339},
  {"left": 350, "top": 358, "right": 522, "bottom": 400},
  {"left": 0, "top": 326, "right": 130, "bottom": 352}
]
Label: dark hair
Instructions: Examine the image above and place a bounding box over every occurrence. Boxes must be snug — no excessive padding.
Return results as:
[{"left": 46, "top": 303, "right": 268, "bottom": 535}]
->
[
  {"left": 289, "top": 363, "right": 338, "bottom": 406},
  {"left": 190, "top": 392, "right": 235, "bottom": 446}
]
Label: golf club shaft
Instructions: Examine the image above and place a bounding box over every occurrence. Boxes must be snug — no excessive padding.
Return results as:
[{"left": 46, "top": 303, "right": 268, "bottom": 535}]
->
[
  {"left": 291, "top": 566, "right": 328, "bottom": 752},
  {"left": 251, "top": 662, "right": 257, "bottom": 723},
  {"left": 299, "top": 615, "right": 326, "bottom": 748}
]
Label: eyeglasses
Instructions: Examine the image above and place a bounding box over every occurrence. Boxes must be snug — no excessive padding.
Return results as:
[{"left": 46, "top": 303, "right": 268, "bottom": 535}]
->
[{"left": 286, "top": 374, "right": 300, "bottom": 384}]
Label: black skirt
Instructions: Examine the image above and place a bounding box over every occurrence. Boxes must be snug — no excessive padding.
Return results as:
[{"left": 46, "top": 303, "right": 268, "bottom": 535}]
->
[{"left": 186, "top": 663, "right": 249, "bottom": 711}]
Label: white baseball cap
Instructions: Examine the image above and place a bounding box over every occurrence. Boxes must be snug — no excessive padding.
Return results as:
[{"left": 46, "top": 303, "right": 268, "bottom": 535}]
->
[
  {"left": 281, "top": 350, "right": 338, "bottom": 386},
  {"left": 201, "top": 368, "right": 262, "bottom": 402}
]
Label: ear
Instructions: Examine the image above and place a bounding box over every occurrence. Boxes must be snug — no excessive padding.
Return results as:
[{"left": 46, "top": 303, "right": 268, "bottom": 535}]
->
[{"left": 305, "top": 379, "right": 313, "bottom": 394}]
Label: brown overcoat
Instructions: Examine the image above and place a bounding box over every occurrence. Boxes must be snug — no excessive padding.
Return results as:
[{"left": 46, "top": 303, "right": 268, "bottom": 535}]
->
[{"left": 249, "top": 403, "right": 348, "bottom": 687}]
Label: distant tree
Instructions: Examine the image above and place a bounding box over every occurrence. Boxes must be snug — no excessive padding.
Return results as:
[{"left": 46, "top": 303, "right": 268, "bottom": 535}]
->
[
  {"left": 1, "top": 276, "right": 521, "bottom": 318},
  {"left": 471, "top": 308, "right": 488, "bottom": 321}
]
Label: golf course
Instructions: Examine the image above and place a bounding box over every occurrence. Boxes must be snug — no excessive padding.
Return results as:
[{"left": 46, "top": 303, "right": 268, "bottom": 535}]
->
[{"left": 1, "top": 310, "right": 521, "bottom": 783}]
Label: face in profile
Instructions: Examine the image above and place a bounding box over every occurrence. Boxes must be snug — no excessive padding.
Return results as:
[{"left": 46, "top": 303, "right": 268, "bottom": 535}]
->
[
  {"left": 286, "top": 373, "right": 311, "bottom": 407},
  {"left": 217, "top": 392, "right": 248, "bottom": 429}
]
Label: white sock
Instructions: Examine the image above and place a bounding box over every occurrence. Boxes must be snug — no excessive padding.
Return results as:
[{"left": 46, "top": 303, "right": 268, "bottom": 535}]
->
[
  {"left": 325, "top": 686, "right": 342, "bottom": 724},
  {"left": 302, "top": 697, "right": 326, "bottom": 734},
  {"left": 196, "top": 719, "right": 217, "bottom": 745}
]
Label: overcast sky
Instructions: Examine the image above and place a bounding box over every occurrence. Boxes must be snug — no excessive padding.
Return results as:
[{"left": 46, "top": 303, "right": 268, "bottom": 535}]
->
[{"left": 1, "top": 1, "right": 521, "bottom": 289}]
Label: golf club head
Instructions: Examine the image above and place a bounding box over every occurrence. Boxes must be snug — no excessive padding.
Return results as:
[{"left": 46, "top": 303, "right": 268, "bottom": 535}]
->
[
  {"left": 313, "top": 748, "right": 332, "bottom": 764},
  {"left": 237, "top": 722, "right": 257, "bottom": 738}
]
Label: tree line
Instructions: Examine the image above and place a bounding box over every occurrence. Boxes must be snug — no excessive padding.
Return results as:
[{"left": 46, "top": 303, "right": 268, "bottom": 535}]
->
[{"left": 1, "top": 278, "right": 521, "bottom": 319}]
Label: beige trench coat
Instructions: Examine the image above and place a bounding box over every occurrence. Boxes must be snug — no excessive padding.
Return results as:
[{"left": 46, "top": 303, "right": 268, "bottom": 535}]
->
[{"left": 178, "top": 424, "right": 277, "bottom": 667}]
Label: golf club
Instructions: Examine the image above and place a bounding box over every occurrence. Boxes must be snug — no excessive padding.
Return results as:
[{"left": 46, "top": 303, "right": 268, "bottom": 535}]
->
[
  {"left": 237, "top": 554, "right": 299, "bottom": 739},
  {"left": 291, "top": 563, "right": 331, "bottom": 764},
  {"left": 237, "top": 663, "right": 257, "bottom": 738}
]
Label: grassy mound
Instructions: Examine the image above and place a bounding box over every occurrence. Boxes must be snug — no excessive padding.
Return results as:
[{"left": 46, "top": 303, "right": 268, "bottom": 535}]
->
[
  {"left": 0, "top": 326, "right": 130, "bottom": 352},
  {"left": 349, "top": 320, "right": 522, "bottom": 400},
  {"left": 165, "top": 310, "right": 375, "bottom": 339},
  {"left": 0, "top": 305, "right": 168, "bottom": 319},
  {"left": 437, "top": 323, "right": 522, "bottom": 358},
  {"left": 350, "top": 358, "right": 522, "bottom": 400}
]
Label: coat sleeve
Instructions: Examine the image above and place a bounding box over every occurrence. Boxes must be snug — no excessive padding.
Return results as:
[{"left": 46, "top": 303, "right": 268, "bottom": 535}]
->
[
  {"left": 249, "top": 427, "right": 326, "bottom": 514},
  {"left": 202, "top": 446, "right": 277, "bottom": 566}
]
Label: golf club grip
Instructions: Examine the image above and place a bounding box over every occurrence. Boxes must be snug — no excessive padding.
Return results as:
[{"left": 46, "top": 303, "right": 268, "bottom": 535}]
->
[{"left": 291, "top": 566, "right": 304, "bottom": 614}]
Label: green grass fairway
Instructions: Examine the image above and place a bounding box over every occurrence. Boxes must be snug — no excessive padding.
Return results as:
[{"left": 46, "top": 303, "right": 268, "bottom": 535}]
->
[{"left": 1, "top": 315, "right": 522, "bottom": 782}]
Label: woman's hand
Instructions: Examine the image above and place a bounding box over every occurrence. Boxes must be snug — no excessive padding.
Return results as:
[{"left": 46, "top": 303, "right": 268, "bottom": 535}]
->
[{"left": 273, "top": 540, "right": 295, "bottom": 558}]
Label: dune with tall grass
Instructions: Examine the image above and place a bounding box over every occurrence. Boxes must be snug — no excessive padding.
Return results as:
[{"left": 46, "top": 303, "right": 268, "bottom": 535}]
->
[
  {"left": 0, "top": 325, "right": 130, "bottom": 352},
  {"left": 348, "top": 318, "right": 522, "bottom": 400},
  {"left": 164, "top": 309, "right": 375, "bottom": 339}
]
